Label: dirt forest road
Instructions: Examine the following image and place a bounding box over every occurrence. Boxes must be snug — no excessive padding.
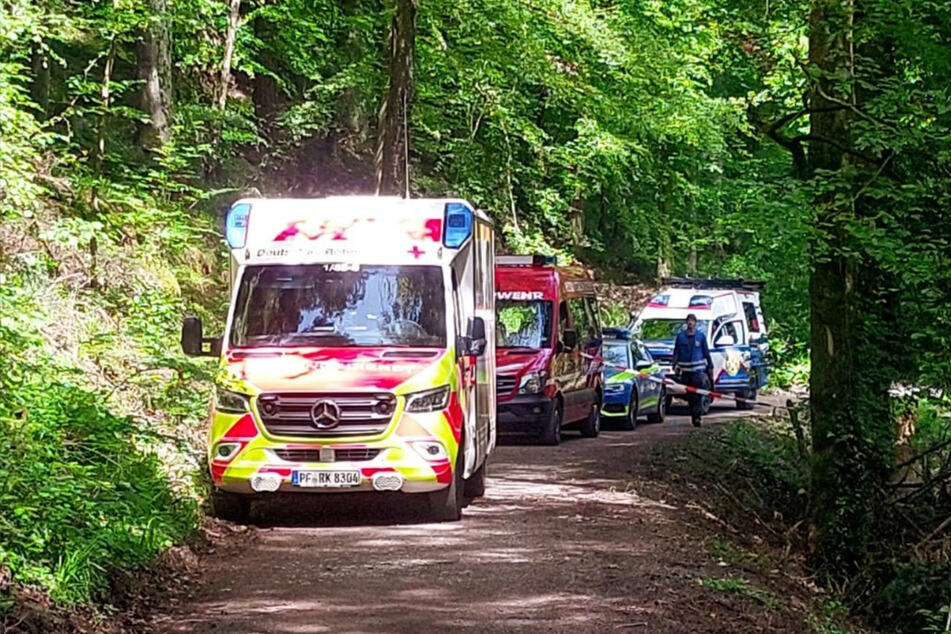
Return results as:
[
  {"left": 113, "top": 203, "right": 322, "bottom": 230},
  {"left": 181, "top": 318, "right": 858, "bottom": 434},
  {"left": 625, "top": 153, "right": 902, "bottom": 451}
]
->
[{"left": 154, "top": 402, "right": 811, "bottom": 634}]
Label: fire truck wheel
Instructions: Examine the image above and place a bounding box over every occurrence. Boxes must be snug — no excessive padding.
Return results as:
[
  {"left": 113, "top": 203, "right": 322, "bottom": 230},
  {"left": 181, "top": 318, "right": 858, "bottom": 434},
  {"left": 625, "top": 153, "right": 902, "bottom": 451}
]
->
[
  {"left": 463, "top": 461, "right": 487, "bottom": 500},
  {"left": 427, "top": 448, "right": 464, "bottom": 522},
  {"left": 539, "top": 403, "right": 563, "bottom": 446},
  {"left": 579, "top": 399, "right": 601, "bottom": 438},
  {"left": 209, "top": 488, "right": 251, "bottom": 523}
]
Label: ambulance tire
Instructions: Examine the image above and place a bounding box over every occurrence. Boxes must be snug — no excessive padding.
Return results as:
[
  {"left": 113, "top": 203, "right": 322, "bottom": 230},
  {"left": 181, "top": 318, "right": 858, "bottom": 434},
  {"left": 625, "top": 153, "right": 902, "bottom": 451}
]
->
[
  {"left": 579, "top": 399, "right": 601, "bottom": 438},
  {"left": 463, "top": 461, "right": 487, "bottom": 500},
  {"left": 736, "top": 389, "right": 757, "bottom": 410},
  {"left": 539, "top": 403, "right": 563, "bottom": 446},
  {"left": 209, "top": 488, "right": 251, "bottom": 523},
  {"left": 427, "top": 446, "right": 464, "bottom": 522},
  {"left": 619, "top": 394, "right": 637, "bottom": 431},
  {"left": 647, "top": 388, "right": 666, "bottom": 424}
]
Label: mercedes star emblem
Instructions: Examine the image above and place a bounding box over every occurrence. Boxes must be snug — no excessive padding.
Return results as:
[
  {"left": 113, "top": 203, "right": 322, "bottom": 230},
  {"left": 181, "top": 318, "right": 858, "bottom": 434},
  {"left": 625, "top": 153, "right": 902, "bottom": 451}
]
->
[{"left": 310, "top": 399, "right": 342, "bottom": 429}]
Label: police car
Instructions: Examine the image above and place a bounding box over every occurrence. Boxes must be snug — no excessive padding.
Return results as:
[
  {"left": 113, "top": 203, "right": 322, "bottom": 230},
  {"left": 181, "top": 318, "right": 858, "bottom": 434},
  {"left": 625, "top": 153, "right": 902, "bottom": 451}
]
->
[{"left": 600, "top": 328, "right": 666, "bottom": 430}]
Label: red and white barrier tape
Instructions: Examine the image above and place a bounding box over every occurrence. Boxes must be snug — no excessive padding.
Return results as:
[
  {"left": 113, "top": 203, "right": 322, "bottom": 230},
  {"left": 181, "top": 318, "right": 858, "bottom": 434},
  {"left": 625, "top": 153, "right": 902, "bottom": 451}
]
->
[{"left": 582, "top": 352, "right": 772, "bottom": 409}]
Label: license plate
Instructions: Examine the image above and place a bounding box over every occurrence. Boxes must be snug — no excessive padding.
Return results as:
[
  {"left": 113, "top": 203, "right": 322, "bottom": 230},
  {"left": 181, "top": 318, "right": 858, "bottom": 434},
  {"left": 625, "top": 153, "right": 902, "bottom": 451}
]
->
[{"left": 291, "top": 470, "right": 362, "bottom": 488}]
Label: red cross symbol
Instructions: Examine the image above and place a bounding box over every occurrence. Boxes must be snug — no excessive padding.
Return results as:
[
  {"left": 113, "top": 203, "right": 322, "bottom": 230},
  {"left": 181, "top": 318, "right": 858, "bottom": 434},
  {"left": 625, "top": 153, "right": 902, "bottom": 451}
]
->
[{"left": 408, "top": 245, "right": 425, "bottom": 259}]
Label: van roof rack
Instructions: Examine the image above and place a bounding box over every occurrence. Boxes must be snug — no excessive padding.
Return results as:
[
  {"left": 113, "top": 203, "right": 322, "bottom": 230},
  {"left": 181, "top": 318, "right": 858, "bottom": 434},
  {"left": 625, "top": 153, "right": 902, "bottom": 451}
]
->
[
  {"left": 497, "top": 254, "right": 557, "bottom": 267},
  {"left": 662, "top": 277, "right": 765, "bottom": 291}
]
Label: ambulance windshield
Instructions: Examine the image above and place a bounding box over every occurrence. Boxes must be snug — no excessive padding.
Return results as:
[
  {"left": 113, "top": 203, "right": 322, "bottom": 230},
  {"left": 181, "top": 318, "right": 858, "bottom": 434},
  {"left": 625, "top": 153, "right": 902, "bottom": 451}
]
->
[
  {"left": 637, "top": 318, "right": 710, "bottom": 342},
  {"left": 230, "top": 264, "right": 446, "bottom": 348},
  {"left": 496, "top": 300, "right": 552, "bottom": 349}
]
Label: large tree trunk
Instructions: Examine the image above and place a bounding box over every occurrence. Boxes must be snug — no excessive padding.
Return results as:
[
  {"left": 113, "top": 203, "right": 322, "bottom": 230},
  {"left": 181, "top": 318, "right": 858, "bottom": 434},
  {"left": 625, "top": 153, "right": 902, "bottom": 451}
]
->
[
  {"left": 218, "top": 0, "right": 242, "bottom": 111},
  {"left": 807, "top": 0, "right": 894, "bottom": 574},
  {"left": 138, "top": 0, "right": 173, "bottom": 149},
  {"left": 374, "top": 0, "right": 417, "bottom": 196}
]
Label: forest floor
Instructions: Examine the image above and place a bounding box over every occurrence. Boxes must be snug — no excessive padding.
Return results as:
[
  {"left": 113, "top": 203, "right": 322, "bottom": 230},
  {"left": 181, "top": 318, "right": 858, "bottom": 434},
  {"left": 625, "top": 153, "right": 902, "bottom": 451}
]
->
[{"left": 136, "top": 395, "right": 843, "bottom": 634}]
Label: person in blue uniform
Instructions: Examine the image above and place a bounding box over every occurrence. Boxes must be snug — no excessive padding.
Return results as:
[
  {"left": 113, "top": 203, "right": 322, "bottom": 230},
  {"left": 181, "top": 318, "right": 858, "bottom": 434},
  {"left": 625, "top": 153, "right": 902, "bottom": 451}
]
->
[{"left": 673, "top": 313, "right": 714, "bottom": 427}]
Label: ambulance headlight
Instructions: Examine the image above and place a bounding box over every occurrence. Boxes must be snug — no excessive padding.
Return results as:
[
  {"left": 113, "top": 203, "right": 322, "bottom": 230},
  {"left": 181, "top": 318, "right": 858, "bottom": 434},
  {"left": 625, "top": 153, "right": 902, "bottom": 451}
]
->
[
  {"left": 518, "top": 371, "right": 546, "bottom": 395},
  {"left": 215, "top": 386, "right": 250, "bottom": 414},
  {"left": 443, "top": 202, "right": 473, "bottom": 248},
  {"left": 225, "top": 202, "right": 251, "bottom": 249},
  {"left": 405, "top": 385, "right": 450, "bottom": 413}
]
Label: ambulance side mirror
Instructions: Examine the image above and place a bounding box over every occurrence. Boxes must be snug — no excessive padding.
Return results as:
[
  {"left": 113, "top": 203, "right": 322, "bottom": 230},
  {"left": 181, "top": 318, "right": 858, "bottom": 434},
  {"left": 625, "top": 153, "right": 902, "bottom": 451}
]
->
[
  {"left": 460, "top": 317, "right": 487, "bottom": 357},
  {"left": 181, "top": 316, "right": 222, "bottom": 357}
]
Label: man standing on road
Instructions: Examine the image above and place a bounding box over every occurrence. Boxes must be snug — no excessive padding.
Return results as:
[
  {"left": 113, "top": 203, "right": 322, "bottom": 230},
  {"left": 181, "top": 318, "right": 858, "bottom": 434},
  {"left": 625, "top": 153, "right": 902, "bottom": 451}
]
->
[{"left": 673, "top": 314, "right": 714, "bottom": 427}]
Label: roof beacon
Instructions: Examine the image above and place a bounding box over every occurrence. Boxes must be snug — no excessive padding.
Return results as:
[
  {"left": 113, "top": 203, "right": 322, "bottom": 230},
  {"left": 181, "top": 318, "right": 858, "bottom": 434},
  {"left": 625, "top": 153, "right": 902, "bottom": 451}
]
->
[
  {"left": 443, "top": 202, "right": 473, "bottom": 248},
  {"left": 225, "top": 202, "right": 251, "bottom": 249}
]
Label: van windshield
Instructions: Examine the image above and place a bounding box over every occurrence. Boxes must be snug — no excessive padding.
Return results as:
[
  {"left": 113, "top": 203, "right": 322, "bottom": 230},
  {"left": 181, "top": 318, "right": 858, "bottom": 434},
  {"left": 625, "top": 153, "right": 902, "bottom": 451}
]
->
[
  {"left": 636, "top": 318, "right": 710, "bottom": 341},
  {"left": 230, "top": 264, "right": 447, "bottom": 348},
  {"left": 497, "top": 300, "right": 552, "bottom": 349}
]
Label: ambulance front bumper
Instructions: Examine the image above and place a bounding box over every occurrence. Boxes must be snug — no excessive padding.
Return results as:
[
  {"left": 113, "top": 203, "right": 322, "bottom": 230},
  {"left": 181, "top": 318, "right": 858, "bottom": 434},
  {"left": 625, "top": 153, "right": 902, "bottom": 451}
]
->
[{"left": 211, "top": 445, "right": 452, "bottom": 495}]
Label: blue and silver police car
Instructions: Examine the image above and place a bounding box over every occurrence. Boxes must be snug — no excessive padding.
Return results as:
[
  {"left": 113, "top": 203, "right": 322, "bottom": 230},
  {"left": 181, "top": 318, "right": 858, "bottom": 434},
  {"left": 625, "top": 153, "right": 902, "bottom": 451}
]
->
[{"left": 600, "top": 328, "right": 666, "bottom": 430}]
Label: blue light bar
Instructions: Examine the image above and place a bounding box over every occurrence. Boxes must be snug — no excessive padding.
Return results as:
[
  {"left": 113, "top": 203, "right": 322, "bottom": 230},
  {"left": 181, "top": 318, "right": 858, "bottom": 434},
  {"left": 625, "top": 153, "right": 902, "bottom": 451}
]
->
[
  {"left": 443, "top": 202, "right": 473, "bottom": 249},
  {"left": 225, "top": 203, "right": 251, "bottom": 249}
]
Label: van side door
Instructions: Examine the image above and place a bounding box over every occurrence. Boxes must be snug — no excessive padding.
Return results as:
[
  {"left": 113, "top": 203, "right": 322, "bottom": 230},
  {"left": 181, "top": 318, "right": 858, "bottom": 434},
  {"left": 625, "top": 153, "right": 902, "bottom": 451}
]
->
[{"left": 711, "top": 319, "right": 750, "bottom": 393}]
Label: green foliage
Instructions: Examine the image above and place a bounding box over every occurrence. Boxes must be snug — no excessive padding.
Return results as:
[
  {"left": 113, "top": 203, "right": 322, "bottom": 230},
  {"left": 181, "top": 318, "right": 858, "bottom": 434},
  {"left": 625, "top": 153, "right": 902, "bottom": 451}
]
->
[{"left": 0, "top": 280, "right": 200, "bottom": 605}]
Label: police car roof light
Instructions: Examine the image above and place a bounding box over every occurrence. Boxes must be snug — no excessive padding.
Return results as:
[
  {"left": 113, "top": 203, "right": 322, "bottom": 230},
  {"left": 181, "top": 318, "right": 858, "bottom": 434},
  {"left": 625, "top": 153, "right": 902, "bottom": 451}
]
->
[
  {"left": 443, "top": 202, "right": 473, "bottom": 249},
  {"left": 225, "top": 203, "right": 251, "bottom": 249},
  {"left": 602, "top": 327, "right": 633, "bottom": 340}
]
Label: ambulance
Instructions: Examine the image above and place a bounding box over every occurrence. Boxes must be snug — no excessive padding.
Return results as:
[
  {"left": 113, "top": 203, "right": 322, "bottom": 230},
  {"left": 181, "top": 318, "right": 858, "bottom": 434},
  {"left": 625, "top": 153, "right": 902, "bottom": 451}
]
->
[
  {"left": 631, "top": 278, "right": 769, "bottom": 411},
  {"left": 181, "top": 197, "right": 496, "bottom": 522}
]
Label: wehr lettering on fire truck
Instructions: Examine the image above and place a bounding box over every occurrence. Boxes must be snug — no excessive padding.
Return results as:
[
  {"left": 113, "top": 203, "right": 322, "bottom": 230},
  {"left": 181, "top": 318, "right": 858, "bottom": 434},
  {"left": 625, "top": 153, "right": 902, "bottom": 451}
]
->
[{"left": 495, "top": 291, "right": 545, "bottom": 301}]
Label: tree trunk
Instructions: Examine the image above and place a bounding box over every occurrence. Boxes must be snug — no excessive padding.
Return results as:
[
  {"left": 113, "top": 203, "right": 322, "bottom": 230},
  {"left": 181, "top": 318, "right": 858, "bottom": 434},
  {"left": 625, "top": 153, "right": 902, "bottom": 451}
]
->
[
  {"left": 375, "top": 0, "right": 417, "bottom": 196},
  {"left": 807, "top": 0, "right": 894, "bottom": 574},
  {"left": 218, "top": 0, "right": 242, "bottom": 111},
  {"left": 138, "top": 0, "right": 173, "bottom": 149},
  {"left": 251, "top": 1, "right": 284, "bottom": 127},
  {"left": 30, "top": 45, "right": 50, "bottom": 119},
  {"left": 96, "top": 38, "right": 117, "bottom": 164}
]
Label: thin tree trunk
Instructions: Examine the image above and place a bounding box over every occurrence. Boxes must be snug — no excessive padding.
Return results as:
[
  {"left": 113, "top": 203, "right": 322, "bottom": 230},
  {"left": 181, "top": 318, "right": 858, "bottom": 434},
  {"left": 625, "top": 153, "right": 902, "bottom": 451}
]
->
[
  {"left": 252, "top": 0, "right": 284, "bottom": 127},
  {"left": 218, "top": 0, "right": 242, "bottom": 111},
  {"left": 375, "top": 0, "right": 417, "bottom": 196},
  {"left": 138, "top": 0, "right": 173, "bottom": 148},
  {"left": 96, "top": 38, "right": 117, "bottom": 164}
]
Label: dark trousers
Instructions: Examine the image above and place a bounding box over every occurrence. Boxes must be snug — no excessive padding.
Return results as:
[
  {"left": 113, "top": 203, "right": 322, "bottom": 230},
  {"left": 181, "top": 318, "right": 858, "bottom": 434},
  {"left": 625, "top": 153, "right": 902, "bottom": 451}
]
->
[{"left": 681, "top": 372, "right": 711, "bottom": 419}]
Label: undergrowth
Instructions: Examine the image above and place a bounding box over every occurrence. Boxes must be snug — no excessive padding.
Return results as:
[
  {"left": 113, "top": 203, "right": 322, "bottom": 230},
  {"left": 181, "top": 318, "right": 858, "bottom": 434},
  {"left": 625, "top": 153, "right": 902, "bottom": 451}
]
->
[
  {"left": 648, "top": 410, "right": 951, "bottom": 634},
  {"left": 0, "top": 183, "right": 223, "bottom": 613}
]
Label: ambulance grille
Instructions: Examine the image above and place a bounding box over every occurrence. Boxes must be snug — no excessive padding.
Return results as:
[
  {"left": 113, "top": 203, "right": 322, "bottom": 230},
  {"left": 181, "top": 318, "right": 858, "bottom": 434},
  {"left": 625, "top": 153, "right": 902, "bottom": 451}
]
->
[
  {"left": 496, "top": 375, "right": 517, "bottom": 395},
  {"left": 256, "top": 392, "right": 396, "bottom": 437},
  {"left": 273, "top": 448, "right": 382, "bottom": 462}
]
